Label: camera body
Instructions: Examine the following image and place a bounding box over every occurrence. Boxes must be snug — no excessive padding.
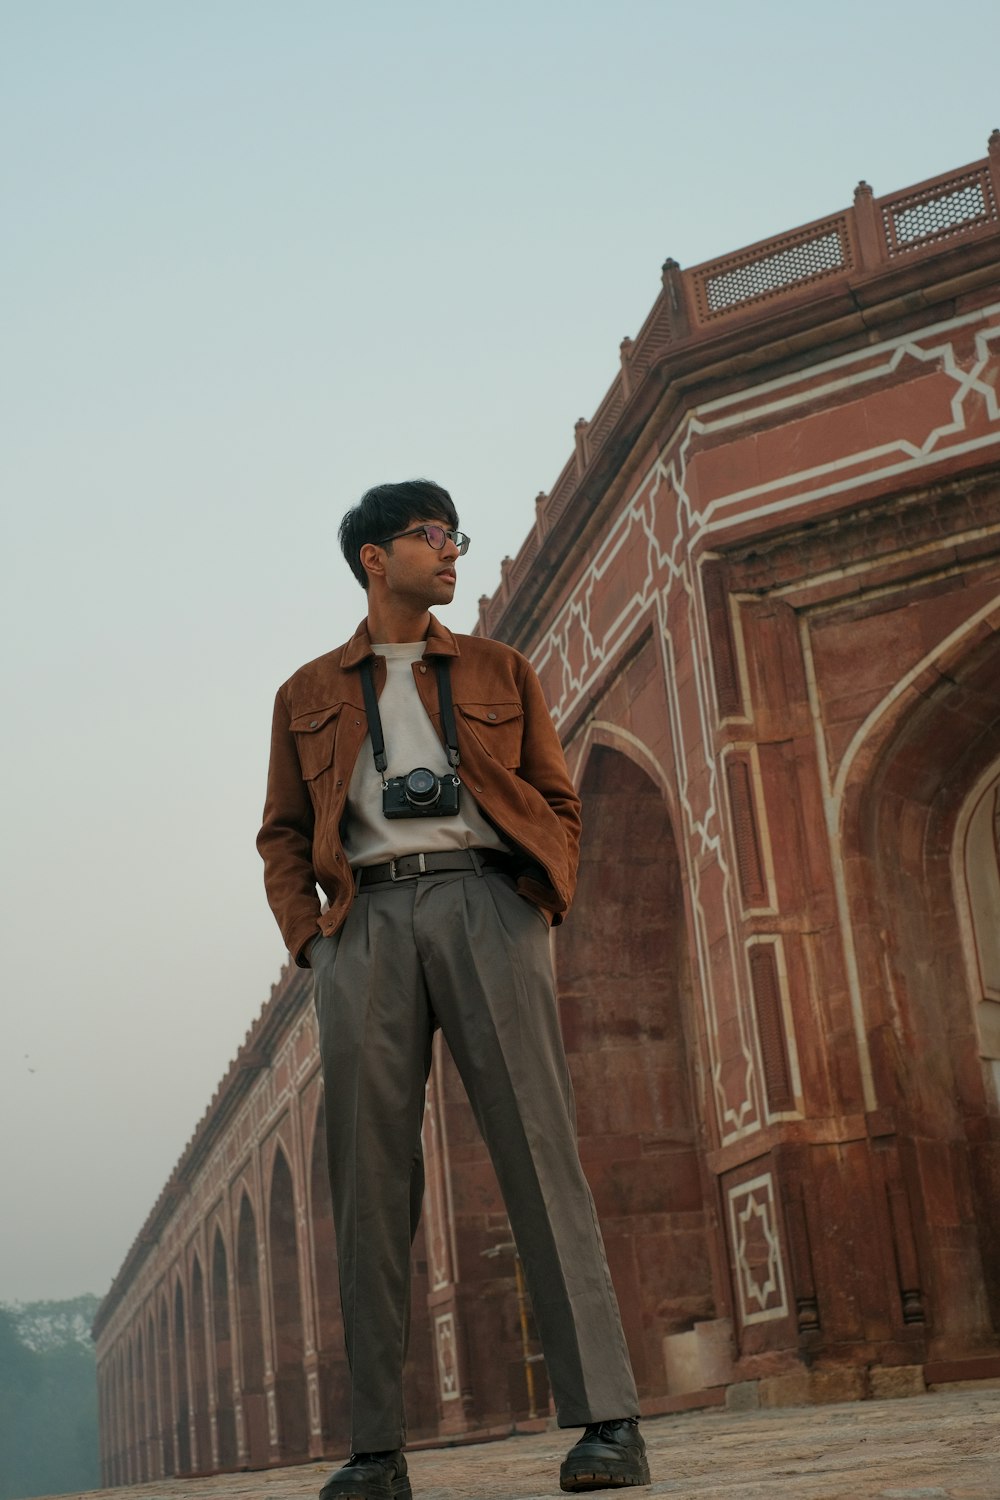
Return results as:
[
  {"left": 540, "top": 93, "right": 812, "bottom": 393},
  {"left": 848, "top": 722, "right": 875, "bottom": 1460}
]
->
[{"left": 383, "top": 766, "right": 461, "bottom": 819}]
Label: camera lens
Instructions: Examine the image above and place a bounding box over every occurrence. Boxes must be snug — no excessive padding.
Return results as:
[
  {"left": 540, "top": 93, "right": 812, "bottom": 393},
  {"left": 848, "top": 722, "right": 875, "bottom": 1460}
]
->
[{"left": 404, "top": 767, "right": 440, "bottom": 807}]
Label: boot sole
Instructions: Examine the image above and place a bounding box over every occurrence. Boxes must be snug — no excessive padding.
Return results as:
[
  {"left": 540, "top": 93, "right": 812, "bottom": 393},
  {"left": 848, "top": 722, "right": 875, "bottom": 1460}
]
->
[
  {"left": 320, "top": 1477, "right": 412, "bottom": 1500},
  {"left": 560, "top": 1458, "right": 651, "bottom": 1491}
]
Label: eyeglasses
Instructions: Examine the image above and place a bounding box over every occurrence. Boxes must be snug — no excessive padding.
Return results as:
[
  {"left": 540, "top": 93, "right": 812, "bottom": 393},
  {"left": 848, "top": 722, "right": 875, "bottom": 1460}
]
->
[{"left": 375, "top": 523, "right": 471, "bottom": 555}]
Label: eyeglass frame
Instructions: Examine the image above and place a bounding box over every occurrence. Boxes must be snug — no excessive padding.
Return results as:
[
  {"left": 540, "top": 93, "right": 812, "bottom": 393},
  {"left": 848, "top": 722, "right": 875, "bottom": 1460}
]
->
[{"left": 374, "top": 523, "right": 471, "bottom": 556}]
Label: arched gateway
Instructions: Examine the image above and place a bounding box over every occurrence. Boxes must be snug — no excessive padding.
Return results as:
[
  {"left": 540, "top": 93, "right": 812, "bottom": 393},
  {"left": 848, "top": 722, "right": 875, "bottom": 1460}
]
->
[{"left": 95, "top": 137, "right": 1000, "bottom": 1478}]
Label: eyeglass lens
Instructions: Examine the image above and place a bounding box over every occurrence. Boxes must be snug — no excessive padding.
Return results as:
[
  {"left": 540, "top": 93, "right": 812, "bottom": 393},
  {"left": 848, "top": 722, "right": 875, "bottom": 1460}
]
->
[{"left": 425, "top": 525, "right": 469, "bottom": 555}]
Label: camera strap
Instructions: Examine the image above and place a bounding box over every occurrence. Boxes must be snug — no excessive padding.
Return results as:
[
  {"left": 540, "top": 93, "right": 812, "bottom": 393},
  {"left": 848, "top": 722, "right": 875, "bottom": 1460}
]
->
[
  {"left": 359, "top": 652, "right": 461, "bottom": 784},
  {"left": 359, "top": 658, "right": 388, "bottom": 776},
  {"left": 434, "top": 655, "right": 461, "bottom": 771}
]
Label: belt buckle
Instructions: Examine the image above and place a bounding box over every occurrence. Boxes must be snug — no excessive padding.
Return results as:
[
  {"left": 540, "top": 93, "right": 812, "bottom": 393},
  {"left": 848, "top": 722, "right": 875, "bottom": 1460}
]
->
[{"left": 389, "top": 853, "right": 427, "bottom": 881}]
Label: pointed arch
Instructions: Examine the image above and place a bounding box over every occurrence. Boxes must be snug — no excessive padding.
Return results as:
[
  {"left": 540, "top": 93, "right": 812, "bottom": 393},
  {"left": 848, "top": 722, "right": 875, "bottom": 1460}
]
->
[
  {"left": 173, "top": 1278, "right": 191, "bottom": 1474},
  {"left": 189, "top": 1252, "right": 212, "bottom": 1472},
  {"left": 309, "top": 1093, "right": 350, "bottom": 1451},
  {"left": 844, "top": 618, "right": 1000, "bottom": 1352},
  {"left": 211, "top": 1223, "right": 238, "bottom": 1469},
  {"left": 134, "top": 1325, "right": 147, "bottom": 1481},
  {"left": 158, "top": 1294, "right": 174, "bottom": 1476},
  {"left": 110, "top": 1347, "right": 122, "bottom": 1485},
  {"left": 268, "top": 1141, "right": 309, "bottom": 1460},
  {"left": 145, "top": 1310, "right": 160, "bottom": 1479},
  {"left": 954, "top": 761, "right": 1000, "bottom": 1326},
  {"left": 557, "top": 739, "right": 719, "bottom": 1391},
  {"left": 125, "top": 1340, "right": 136, "bottom": 1483},
  {"left": 236, "top": 1190, "right": 269, "bottom": 1467},
  {"left": 118, "top": 1341, "right": 129, "bottom": 1483}
]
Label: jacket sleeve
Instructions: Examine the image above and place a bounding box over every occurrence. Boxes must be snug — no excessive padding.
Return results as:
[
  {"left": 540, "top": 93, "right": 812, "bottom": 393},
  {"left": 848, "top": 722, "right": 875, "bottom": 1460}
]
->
[
  {"left": 256, "top": 687, "right": 322, "bottom": 966},
  {"left": 516, "top": 659, "right": 582, "bottom": 916}
]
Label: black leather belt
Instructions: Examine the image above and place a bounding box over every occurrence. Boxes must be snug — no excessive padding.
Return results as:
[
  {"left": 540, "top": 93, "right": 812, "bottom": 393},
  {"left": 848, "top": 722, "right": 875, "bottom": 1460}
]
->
[{"left": 357, "top": 848, "right": 513, "bottom": 888}]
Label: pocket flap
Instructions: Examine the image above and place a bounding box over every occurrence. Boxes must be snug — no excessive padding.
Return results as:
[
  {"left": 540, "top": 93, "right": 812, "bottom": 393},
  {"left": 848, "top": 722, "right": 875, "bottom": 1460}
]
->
[
  {"left": 290, "top": 705, "right": 343, "bottom": 736},
  {"left": 458, "top": 701, "right": 523, "bottom": 768},
  {"left": 459, "top": 702, "right": 523, "bottom": 726}
]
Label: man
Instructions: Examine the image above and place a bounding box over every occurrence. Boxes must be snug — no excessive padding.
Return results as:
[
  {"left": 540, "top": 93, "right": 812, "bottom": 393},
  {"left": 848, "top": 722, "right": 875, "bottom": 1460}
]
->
[{"left": 258, "top": 480, "right": 648, "bottom": 1499}]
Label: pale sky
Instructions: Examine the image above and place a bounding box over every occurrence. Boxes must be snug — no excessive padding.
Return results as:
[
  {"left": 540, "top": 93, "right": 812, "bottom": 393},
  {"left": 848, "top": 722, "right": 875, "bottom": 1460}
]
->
[{"left": 1, "top": 0, "right": 998, "bottom": 1304}]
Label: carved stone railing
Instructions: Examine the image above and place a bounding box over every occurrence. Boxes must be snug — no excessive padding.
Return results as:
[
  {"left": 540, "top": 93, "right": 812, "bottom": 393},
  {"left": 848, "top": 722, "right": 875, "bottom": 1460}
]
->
[{"left": 478, "top": 132, "right": 1000, "bottom": 641}]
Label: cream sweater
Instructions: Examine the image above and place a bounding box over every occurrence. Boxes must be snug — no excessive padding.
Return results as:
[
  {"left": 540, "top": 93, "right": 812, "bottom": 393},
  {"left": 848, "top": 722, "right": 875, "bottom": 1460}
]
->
[{"left": 341, "top": 642, "right": 509, "bottom": 868}]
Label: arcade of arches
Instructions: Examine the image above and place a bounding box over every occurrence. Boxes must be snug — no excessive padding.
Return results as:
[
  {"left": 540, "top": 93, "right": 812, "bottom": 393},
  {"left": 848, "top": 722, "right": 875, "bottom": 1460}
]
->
[{"left": 96, "top": 140, "right": 1000, "bottom": 1480}]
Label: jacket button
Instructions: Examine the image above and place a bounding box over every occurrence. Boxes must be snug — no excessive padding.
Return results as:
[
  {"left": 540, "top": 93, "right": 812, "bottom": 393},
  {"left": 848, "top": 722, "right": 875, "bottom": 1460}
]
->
[
  {"left": 474, "top": 784, "right": 483, "bottom": 792},
  {"left": 336, "top": 779, "right": 343, "bottom": 787},
  {"left": 419, "top": 664, "right": 427, "bottom": 674},
  {"left": 334, "top": 853, "right": 341, "bottom": 861},
  {"left": 310, "top": 720, "right": 318, "bottom": 728},
  {"left": 487, "top": 712, "right": 497, "bottom": 720}
]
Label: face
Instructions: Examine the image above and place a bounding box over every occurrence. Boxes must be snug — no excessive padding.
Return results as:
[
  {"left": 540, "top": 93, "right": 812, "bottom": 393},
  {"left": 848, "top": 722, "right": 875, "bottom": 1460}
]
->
[{"left": 367, "top": 517, "right": 462, "bottom": 608}]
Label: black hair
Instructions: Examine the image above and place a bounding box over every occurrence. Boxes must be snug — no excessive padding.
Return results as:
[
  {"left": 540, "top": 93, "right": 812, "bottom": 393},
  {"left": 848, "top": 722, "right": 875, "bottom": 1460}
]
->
[{"left": 338, "top": 479, "right": 459, "bottom": 589}]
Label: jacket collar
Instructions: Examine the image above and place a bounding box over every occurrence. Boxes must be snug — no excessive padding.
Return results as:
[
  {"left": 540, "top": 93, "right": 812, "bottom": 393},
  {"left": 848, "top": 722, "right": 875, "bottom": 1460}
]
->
[{"left": 340, "top": 612, "right": 461, "bottom": 670}]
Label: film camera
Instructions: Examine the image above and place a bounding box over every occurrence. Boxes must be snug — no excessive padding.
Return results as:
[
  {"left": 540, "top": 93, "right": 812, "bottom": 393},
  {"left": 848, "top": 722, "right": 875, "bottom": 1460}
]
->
[{"left": 383, "top": 766, "right": 461, "bottom": 819}]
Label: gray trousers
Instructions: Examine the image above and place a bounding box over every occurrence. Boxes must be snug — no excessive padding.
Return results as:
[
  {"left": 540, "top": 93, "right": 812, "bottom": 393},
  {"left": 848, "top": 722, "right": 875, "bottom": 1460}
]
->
[{"left": 312, "top": 865, "right": 638, "bottom": 1452}]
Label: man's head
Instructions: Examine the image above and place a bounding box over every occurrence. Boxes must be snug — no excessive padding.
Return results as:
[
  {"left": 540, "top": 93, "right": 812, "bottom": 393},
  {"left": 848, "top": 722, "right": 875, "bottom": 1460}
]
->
[{"left": 339, "top": 479, "right": 459, "bottom": 590}]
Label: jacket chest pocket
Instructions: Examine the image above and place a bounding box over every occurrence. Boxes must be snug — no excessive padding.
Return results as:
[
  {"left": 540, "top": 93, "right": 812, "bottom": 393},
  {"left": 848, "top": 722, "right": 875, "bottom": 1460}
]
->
[
  {"left": 459, "top": 702, "right": 523, "bottom": 769},
  {"left": 290, "top": 704, "right": 344, "bottom": 781}
]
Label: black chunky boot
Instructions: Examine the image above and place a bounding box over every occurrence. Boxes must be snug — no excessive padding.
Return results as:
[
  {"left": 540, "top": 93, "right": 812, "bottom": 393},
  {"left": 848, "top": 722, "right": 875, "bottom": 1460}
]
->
[
  {"left": 319, "top": 1449, "right": 412, "bottom": 1500},
  {"left": 560, "top": 1417, "right": 650, "bottom": 1491}
]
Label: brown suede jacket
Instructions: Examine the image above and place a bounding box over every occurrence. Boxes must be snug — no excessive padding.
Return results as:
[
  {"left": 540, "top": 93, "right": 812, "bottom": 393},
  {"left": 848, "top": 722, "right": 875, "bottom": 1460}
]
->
[{"left": 257, "top": 615, "right": 582, "bottom": 965}]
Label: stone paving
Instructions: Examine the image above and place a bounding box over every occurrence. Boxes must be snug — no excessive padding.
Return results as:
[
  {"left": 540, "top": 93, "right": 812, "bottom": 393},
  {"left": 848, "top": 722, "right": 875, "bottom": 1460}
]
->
[{"left": 47, "top": 1389, "right": 1000, "bottom": 1500}]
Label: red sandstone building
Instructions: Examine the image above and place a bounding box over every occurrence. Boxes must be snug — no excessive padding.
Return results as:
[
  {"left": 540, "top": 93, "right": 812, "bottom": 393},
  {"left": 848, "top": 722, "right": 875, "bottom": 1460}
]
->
[{"left": 95, "top": 136, "right": 1000, "bottom": 1484}]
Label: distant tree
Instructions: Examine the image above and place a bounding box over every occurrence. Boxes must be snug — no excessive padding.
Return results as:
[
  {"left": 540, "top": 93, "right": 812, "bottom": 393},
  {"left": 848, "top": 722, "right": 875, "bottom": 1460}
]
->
[
  {"left": 0, "top": 1307, "right": 40, "bottom": 1498},
  {"left": 0, "top": 1298, "right": 99, "bottom": 1500},
  {"left": 9, "top": 1295, "right": 100, "bottom": 1354}
]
